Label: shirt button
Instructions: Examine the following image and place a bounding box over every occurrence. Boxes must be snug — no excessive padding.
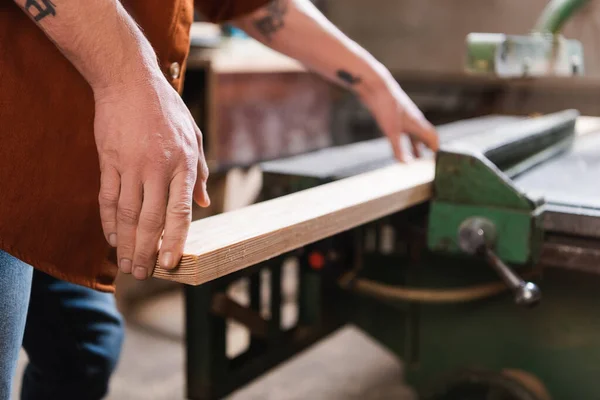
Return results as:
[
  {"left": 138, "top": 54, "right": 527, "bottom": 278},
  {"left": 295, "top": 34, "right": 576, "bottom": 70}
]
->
[{"left": 169, "top": 62, "right": 181, "bottom": 79}]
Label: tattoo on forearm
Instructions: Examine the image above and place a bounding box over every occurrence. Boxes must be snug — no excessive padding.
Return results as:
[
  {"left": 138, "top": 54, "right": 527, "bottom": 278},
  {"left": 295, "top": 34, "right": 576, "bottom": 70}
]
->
[
  {"left": 253, "top": 0, "right": 288, "bottom": 41},
  {"left": 337, "top": 70, "right": 362, "bottom": 85},
  {"left": 25, "top": 0, "right": 57, "bottom": 21}
]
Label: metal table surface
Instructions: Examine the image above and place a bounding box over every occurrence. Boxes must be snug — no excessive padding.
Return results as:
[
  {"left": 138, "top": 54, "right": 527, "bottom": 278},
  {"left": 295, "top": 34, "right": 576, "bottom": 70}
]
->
[
  {"left": 514, "top": 129, "right": 600, "bottom": 210},
  {"left": 260, "top": 115, "right": 522, "bottom": 180},
  {"left": 261, "top": 113, "right": 599, "bottom": 208}
]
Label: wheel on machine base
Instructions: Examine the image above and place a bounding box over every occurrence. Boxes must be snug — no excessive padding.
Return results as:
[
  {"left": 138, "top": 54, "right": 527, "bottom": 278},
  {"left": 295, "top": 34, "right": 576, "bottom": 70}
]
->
[{"left": 419, "top": 368, "right": 551, "bottom": 400}]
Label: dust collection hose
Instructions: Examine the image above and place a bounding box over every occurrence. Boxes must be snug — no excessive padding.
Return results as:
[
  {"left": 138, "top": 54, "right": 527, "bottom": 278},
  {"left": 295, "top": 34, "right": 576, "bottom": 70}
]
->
[
  {"left": 339, "top": 271, "right": 537, "bottom": 304},
  {"left": 533, "top": 0, "right": 590, "bottom": 34}
]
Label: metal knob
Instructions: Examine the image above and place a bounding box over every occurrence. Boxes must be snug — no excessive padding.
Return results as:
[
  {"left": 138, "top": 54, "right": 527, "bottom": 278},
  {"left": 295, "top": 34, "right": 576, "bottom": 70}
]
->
[{"left": 458, "top": 218, "right": 541, "bottom": 307}]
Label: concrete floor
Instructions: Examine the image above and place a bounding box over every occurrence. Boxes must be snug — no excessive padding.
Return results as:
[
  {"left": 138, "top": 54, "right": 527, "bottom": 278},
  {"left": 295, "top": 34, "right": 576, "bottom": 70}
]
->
[{"left": 12, "top": 283, "right": 416, "bottom": 400}]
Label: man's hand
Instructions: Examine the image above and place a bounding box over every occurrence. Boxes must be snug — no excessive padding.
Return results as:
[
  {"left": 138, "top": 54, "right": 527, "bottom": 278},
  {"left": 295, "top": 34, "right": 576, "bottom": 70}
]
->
[
  {"left": 234, "top": 0, "right": 439, "bottom": 161},
  {"left": 13, "top": 0, "right": 210, "bottom": 280},
  {"left": 357, "top": 70, "right": 439, "bottom": 161},
  {"left": 94, "top": 76, "right": 210, "bottom": 280}
]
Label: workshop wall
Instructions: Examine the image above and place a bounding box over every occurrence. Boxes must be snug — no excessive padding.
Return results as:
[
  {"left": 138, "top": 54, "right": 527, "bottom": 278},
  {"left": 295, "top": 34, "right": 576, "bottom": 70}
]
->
[{"left": 324, "top": 0, "right": 600, "bottom": 78}]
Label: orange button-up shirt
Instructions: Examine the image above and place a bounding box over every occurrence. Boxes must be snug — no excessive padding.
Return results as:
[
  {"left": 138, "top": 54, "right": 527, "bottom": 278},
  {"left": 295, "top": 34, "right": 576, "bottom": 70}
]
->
[{"left": 0, "top": 0, "right": 269, "bottom": 292}]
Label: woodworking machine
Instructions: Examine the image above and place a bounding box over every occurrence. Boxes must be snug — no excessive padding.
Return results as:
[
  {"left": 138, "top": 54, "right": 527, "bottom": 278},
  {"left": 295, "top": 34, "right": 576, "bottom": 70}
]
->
[
  {"left": 466, "top": 0, "right": 588, "bottom": 77},
  {"left": 181, "top": 110, "right": 600, "bottom": 400}
]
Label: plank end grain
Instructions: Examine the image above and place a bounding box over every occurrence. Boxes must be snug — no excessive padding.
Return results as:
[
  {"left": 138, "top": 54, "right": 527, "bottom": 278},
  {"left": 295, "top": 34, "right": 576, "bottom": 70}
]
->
[{"left": 153, "top": 160, "right": 435, "bottom": 285}]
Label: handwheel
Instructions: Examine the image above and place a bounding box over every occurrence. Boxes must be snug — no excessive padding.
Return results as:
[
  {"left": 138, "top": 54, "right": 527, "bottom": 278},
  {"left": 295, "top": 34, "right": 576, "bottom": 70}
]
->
[
  {"left": 500, "top": 369, "right": 551, "bottom": 400},
  {"left": 419, "top": 368, "right": 551, "bottom": 400}
]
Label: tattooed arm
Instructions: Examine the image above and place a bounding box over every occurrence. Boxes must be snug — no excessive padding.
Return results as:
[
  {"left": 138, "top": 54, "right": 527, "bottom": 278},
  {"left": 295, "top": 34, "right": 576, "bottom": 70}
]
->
[
  {"left": 13, "top": 0, "right": 210, "bottom": 279},
  {"left": 14, "top": 0, "right": 163, "bottom": 89},
  {"left": 233, "top": 0, "right": 438, "bottom": 160}
]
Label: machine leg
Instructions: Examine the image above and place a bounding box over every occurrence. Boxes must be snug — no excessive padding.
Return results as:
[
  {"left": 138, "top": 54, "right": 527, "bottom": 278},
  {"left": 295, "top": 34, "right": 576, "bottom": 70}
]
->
[{"left": 185, "top": 283, "right": 226, "bottom": 400}]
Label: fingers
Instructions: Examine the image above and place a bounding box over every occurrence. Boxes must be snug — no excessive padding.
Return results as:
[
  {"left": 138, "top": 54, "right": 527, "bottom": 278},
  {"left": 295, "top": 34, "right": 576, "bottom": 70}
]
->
[
  {"left": 116, "top": 173, "right": 143, "bottom": 275},
  {"left": 410, "top": 136, "right": 422, "bottom": 158},
  {"left": 384, "top": 105, "right": 438, "bottom": 162},
  {"left": 115, "top": 171, "right": 194, "bottom": 279},
  {"left": 193, "top": 127, "right": 211, "bottom": 207},
  {"left": 405, "top": 113, "right": 439, "bottom": 153},
  {"left": 114, "top": 124, "right": 207, "bottom": 278},
  {"left": 98, "top": 165, "right": 120, "bottom": 247},
  {"left": 387, "top": 133, "right": 405, "bottom": 163},
  {"left": 389, "top": 133, "right": 421, "bottom": 162},
  {"left": 131, "top": 178, "right": 169, "bottom": 280},
  {"left": 158, "top": 171, "right": 195, "bottom": 270}
]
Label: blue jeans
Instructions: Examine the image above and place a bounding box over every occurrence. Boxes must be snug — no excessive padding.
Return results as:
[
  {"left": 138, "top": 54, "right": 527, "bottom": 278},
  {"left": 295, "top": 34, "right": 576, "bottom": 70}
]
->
[{"left": 0, "top": 250, "right": 124, "bottom": 400}]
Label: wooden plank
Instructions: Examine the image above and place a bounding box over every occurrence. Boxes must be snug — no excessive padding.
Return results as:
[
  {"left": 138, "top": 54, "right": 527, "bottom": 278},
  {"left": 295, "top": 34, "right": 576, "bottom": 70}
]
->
[
  {"left": 153, "top": 159, "right": 435, "bottom": 285},
  {"left": 153, "top": 116, "right": 600, "bottom": 286},
  {"left": 210, "top": 39, "right": 304, "bottom": 74},
  {"left": 393, "top": 70, "right": 600, "bottom": 91},
  {"left": 395, "top": 72, "right": 600, "bottom": 118},
  {"left": 186, "top": 37, "right": 304, "bottom": 73}
]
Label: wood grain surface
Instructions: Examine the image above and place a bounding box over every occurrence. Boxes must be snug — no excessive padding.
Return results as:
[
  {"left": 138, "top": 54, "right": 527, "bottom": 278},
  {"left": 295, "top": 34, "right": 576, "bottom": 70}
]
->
[{"left": 153, "top": 159, "right": 434, "bottom": 285}]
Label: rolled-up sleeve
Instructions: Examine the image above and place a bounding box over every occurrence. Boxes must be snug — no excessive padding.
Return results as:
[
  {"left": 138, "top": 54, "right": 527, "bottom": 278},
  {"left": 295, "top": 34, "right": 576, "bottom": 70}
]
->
[{"left": 195, "top": 0, "right": 272, "bottom": 23}]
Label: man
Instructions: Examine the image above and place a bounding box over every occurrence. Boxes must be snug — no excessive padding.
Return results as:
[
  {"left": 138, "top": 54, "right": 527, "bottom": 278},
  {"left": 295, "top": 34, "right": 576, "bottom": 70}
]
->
[{"left": 0, "top": 0, "right": 439, "bottom": 398}]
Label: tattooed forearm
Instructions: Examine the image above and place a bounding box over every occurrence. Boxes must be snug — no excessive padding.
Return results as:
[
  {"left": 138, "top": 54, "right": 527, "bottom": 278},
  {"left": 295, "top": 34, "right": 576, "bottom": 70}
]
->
[
  {"left": 25, "top": 0, "right": 56, "bottom": 22},
  {"left": 253, "top": 0, "right": 289, "bottom": 41},
  {"left": 337, "top": 70, "right": 362, "bottom": 86}
]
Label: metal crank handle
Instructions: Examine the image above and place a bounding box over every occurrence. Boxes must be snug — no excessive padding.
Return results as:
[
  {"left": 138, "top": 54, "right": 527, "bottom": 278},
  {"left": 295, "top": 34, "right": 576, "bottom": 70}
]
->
[
  {"left": 458, "top": 217, "right": 541, "bottom": 307},
  {"left": 483, "top": 247, "right": 541, "bottom": 307}
]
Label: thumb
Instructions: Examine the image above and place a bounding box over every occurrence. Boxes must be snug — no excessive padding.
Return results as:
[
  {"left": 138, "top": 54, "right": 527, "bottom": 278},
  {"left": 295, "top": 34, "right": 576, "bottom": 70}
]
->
[
  {"left": 194, "top": 162, "right": 210, "bottom": 207},
  {"left": 193, "top": 159, "right": 210, "bottom": 208},
  {"left": 194, "top": 126, "right": 211, "bottom": 207}
]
